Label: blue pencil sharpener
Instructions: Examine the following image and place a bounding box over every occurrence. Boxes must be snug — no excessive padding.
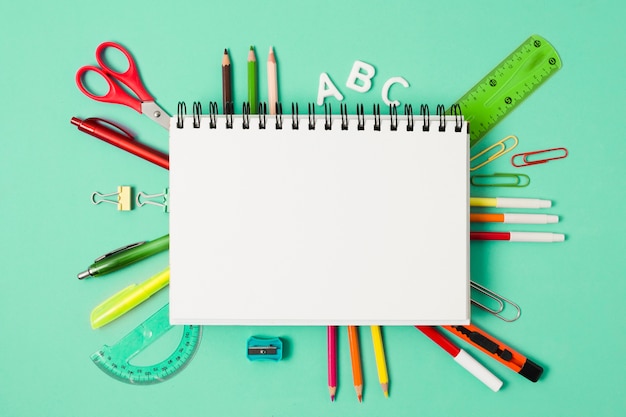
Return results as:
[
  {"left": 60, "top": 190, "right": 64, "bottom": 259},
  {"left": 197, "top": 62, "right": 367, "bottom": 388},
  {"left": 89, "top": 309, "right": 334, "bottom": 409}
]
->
[{"left": 246, "top": 336, "right": 283, "bottom": 362}]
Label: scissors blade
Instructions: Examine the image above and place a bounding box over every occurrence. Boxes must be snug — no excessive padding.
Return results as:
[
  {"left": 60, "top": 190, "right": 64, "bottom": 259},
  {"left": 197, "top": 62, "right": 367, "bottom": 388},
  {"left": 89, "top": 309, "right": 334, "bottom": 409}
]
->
[{"left": 141, "top": 101, "right": 171, "bottom": 130}]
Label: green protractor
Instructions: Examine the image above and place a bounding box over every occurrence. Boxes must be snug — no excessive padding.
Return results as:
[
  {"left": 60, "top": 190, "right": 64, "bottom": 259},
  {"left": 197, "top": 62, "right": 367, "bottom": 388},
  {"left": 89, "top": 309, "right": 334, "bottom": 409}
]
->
[
  {"left": 91, "top": 303, "right": 201, "bottom": 385},
  {"left": 451, "top": 34, "right": 562, "bottom": 148}
]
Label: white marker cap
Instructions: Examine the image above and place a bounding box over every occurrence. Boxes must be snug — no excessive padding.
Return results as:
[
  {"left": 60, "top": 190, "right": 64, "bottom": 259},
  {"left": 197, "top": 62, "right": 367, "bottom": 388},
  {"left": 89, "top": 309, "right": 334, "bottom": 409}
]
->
[
  {"left": 496, "top": 198, "right": 552, "bottom": 209},
  {"left": 454, "top": 349, "right": 503, "bottom": 392},
  {"left": 504, "top": 214, "right": 559, "bottom": 224},
  {"left": 509, "top": 232, "right": 565, "bottom": 242}
]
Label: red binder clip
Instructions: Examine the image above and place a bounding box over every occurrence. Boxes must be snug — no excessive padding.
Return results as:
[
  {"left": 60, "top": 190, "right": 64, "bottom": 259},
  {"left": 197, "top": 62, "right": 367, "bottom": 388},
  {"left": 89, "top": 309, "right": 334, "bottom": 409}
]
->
[{"left": 511, "top": 147, "right": 568, "bottom": 167}]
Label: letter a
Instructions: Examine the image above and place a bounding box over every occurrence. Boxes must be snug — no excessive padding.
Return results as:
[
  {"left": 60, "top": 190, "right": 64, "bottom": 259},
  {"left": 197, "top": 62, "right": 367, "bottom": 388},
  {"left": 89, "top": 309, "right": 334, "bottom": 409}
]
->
[{"left": 317, "top": 73, "right": 344, "bottom": 105}]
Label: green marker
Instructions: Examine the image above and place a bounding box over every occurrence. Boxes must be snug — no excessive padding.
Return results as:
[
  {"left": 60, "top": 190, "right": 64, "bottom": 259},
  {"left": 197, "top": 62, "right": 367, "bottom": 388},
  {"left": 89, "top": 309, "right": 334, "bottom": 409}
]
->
[
  {"left": 451, "top": 34, "right": 562, "bottom": 147},
  {"left": 77, "top": 234, "right": 169, "bottom": 279},
  {"left": 248, "top": 46, "right": 258, "bottom": 114}
]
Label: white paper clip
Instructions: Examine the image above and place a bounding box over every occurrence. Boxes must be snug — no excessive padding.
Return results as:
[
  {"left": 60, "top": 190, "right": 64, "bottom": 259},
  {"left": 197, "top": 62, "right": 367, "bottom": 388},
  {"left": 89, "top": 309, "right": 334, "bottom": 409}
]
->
[
  {"left": 136, "top": 188, "right": 169, "bottom": 212},
  {"left": 91, "top": 186, "right": 132, "bottom": 211}
]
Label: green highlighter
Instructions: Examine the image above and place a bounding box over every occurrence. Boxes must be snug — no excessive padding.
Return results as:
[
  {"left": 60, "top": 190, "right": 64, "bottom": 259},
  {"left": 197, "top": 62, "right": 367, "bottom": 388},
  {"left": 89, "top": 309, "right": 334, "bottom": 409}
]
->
[{"left": 77, "top": 234, "right": 169, "bottom": 279}]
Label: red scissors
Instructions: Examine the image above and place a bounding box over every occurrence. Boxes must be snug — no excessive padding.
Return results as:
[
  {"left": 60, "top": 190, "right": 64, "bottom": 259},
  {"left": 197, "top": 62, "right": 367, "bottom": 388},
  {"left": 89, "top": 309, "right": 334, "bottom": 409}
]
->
[{"left": 76, "top": 42, "right": 170, "bottom": 130}]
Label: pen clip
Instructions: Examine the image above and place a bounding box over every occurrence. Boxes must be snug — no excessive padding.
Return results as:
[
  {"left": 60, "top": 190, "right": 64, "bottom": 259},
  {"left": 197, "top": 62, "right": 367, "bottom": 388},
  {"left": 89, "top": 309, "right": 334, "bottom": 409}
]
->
[
  {"left": 94, "top": 241, "right": 147, "bottom": 263},
  {"left": 86, "top": 117, "right": 135, "bottom": 141}
]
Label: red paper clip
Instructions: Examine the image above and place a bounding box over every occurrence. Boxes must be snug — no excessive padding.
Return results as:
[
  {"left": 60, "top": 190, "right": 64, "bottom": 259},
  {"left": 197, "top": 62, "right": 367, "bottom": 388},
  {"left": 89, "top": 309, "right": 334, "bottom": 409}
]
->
[{"left": 511, "top": 147, "right": 568, "bottom": 167}]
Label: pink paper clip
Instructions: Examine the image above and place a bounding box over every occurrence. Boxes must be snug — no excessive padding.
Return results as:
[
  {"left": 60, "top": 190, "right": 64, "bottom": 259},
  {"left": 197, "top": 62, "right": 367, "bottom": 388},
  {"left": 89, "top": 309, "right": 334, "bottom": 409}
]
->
[{"left": 511, "top": 147, "right": 568, "bottom": 167}]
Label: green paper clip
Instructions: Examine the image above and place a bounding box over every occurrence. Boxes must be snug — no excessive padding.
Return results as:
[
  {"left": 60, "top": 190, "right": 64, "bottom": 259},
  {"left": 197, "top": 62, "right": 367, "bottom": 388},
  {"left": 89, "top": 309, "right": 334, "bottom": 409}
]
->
[{"left": 470, "top": 173, "right": 530, "bottom": 187}]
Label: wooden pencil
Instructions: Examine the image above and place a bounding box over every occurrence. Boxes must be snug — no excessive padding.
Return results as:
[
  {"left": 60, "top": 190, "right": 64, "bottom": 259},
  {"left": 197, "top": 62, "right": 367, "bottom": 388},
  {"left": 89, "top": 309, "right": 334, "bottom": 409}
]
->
[
  {"left": 327, "top": 326, "right": 337, "bottom": 401},
  {"left": 222, "top": 48, "right": 232, "bottom": 114},
  {"left": 348, "top": 326, "right": 363, "bottom": 402},
  {"left": 267, "top": 46, "right": 278, "bottom": 115},
  {"left": 370, "top": 325, "right": 389, "bottom": 397}
]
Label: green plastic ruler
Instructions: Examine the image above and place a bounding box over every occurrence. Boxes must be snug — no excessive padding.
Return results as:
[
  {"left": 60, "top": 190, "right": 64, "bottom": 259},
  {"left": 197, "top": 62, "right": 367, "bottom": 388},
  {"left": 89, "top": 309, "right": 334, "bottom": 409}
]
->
[
  {"left": 452, "top": 34, "right": 562, "bottom": 147},
  {"left": 91, "top": 304, "right": 201, "bottom": 384}
]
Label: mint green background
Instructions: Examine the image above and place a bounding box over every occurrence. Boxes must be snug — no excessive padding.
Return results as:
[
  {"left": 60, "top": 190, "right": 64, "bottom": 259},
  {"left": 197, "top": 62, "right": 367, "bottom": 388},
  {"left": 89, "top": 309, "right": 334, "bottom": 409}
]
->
[{"left": 1, "top": 0, "right": 625, "bottom": 415}]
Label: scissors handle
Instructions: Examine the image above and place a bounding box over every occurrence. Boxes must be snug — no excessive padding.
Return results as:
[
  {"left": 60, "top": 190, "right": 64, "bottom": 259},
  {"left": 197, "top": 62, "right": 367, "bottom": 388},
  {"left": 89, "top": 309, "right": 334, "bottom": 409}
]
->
[
  {"left": 95, "top": 42, "right": 153, "bottom": 102},
  {"left": 75, "top": 65, "right": 142, "bottom": 113}
]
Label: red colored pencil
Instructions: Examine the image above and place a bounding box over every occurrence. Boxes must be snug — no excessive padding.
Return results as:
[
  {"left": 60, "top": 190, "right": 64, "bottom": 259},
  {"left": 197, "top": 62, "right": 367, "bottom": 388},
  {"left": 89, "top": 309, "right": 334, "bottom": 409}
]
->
[{"left": 327, "top": 326, "right": 337, "bottom": 401}]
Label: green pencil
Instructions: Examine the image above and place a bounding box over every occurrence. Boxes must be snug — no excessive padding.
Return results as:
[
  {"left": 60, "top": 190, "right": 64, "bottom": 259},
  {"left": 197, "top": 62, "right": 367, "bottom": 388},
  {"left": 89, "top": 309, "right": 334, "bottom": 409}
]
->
[{"left": 248, "top": 46, "right": 258, "bottom": 114}]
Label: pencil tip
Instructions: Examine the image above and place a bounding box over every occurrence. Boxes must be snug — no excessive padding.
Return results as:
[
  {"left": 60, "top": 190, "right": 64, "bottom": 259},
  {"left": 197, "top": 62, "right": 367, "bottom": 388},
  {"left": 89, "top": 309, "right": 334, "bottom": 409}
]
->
[
  {"left": 224, "top": 48, "right": 228, "bottom": 54},
  {"left": 330, "top": 395, "right": 335, "bottom": 402},
  {"left": 358, "top": 395, "right": 362, "bottom": 402},
  {"left": 269, "top": 46, "right": 274, "bottom": 53},
  {"left": 250, "top": 45, "right": 254, "bottom": 50},
  {"left": 384, "top": 391, "right": 389, "bottom": 398}
]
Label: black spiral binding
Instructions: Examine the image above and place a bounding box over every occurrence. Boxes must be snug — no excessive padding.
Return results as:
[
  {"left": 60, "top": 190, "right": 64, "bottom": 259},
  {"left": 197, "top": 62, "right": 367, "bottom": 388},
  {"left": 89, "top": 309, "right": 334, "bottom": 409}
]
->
[
  {"left": 176, "top": 101, "right": 462, "bottom": 132},
  {"left": 209, "top": 102, "right": 218, "bottom": 128},
  {"left": 389, "top": 104, "right": 398, "bottom": 131},
  {"left": 275, "top": 102, "right": 283, "bottom": 130},
  {"left": 451, "top": 103, "right": 463, "bottom": 132},
  {"left": 291, "top": 103, "right": 299, "bottom": 130},
  {"left": 225, "top": 101, "right": 234, "bottom": 129},
  {"left": 242, "top": 102, "right": 250, "bottom": 129},
  {"left": 192, "top": 101, "right": 202, "bottom": 128},
  {"left": 420, "top": 104, "right": 430, "bottom": 131},
  {"left": 356, "top": 104, "right": 365, "bottom": 130},
  {"left": 324, "top": 103, "right": 332, "bottom": 130},
  {"left": 373, "top": 104, "right": 381, "bottom": 131},
  {"left": 404, "top": 104, "right": 414, "bottom": 131},
  {"left": 308, "top": 103, "right": 316, "bottom": 130},
  {"left": 436, "top": 104, "right": 446, "bottom": 132},
  {"left": 340, "top": 103, "right": 348, "bottom": 130},
  {"left": 177, "top": 102, "right": 186, "bottom": 128},
  {"left": 258, "top": 102, "right": 267, "bottom": 129}
]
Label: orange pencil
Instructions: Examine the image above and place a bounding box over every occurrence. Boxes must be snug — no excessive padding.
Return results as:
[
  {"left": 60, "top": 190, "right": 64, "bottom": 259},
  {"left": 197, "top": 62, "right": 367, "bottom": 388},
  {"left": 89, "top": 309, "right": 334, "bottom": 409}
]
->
[{"left": 348, "top": 326, "right": 363, "bottom": 402}]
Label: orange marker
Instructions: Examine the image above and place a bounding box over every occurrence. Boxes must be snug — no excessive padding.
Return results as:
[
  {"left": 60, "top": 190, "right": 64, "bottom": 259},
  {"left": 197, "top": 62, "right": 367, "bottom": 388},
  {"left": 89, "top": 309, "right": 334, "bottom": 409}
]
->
[{"left": 470, "top": 213, "right": 558, "bottom": 224}]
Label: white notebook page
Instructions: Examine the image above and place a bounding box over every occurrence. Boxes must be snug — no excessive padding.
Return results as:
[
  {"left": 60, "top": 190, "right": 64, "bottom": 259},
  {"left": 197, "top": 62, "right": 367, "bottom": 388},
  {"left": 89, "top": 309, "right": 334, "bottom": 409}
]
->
[{"left": 169, "top": 113, "right": 469, "bottom": 325}]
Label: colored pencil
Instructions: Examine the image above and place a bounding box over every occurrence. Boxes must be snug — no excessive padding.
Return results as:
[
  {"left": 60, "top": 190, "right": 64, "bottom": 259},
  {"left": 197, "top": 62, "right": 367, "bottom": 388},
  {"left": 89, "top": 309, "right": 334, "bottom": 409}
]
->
[
  {"left": 267, "top": 46, "right": 278, "bottom": 115},
  {"left": 327, "top": 326, "right": 337, "bottom": 401},
  {"left": 370, "top": 325, "right": 389, "bottom": 397},
  {"left": 415, "top": 326, "right": 503, "bottom": 392},
  {"left": 222, "top": 48, "right": 232, "bottom": 114},
  {"left": 348, "top": 326, "right": 363, "bottom": 402},
  {"left": 248, "top": 46, "right": 258, "bottom": 114}
]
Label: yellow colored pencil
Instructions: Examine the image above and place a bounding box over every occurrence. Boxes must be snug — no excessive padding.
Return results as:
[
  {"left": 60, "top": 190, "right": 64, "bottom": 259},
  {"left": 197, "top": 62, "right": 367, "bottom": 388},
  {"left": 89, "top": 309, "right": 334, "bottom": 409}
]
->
[{"left": 370, "top": 325, "right": 389, "bottom": 397}]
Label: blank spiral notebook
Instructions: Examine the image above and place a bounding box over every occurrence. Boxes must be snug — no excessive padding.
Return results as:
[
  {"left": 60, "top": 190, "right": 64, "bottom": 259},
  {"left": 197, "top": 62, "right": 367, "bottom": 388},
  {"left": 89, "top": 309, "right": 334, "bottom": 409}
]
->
[{"left": 169, "top": 103, "right": 469, "bottom": 325}]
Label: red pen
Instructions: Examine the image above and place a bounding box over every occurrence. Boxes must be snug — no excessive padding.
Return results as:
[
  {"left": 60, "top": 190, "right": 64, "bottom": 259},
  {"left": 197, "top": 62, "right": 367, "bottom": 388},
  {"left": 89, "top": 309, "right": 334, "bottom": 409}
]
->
[{"left": 71, "top": 117, "right": 169, "bottom": 170}]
